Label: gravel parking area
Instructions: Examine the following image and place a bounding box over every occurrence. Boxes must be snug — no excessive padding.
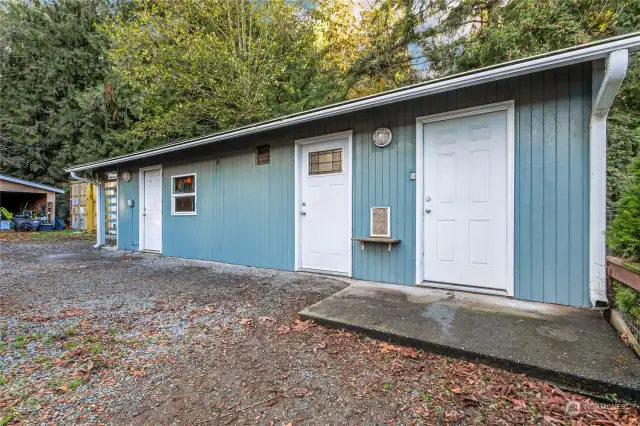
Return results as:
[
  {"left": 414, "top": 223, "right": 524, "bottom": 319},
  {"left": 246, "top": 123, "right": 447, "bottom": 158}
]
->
[{"left": 1, "top": 234, "right": 638, "bottom": 425}]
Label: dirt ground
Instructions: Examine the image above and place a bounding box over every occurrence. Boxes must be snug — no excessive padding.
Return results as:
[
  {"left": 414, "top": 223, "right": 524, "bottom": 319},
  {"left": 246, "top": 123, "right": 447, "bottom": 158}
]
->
[{"left": 1, "top": 233, "right": 638, "bottom": 425}]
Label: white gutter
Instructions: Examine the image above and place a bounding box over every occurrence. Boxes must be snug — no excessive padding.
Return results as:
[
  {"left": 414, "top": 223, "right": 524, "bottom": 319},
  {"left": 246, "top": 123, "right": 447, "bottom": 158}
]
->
[
  {"left": 589, "top": 49, "right": 629, "bottom": 307},
  {"left": 69, "top": 171, "right": 104, "bottom": 249},
  {"left": 65, "top": 34, "right": 640, "bottom": 172}
]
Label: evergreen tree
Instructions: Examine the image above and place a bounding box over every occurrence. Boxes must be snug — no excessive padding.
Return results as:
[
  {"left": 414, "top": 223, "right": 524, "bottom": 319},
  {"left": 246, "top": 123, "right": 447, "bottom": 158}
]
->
[
  {"left": 411, "top": 0, "right": 640, "bottom": 204},
  {"left": 0, "top": 0, "right": 140, "bottom": 185},
  {"left": 101, "top": 0, "right": 333, "bottom": 144}
]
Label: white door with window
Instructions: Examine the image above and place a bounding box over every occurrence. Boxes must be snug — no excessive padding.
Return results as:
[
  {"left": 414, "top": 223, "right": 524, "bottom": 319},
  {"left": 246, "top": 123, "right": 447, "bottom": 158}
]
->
[
  {"left": 142, "top": 167, "right": 162, "bottom": 252},
  {"left": 422, "top": 109, "right": 510, "bottom": 292},
  {"left": 297, "top": 133, "right": 351, "bottom": 275}
]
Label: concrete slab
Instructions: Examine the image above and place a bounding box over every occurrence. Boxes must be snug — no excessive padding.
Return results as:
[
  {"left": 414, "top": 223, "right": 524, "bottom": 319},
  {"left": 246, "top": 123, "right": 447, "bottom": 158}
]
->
[{"left": 300, "top": 282, "right": 640, "bottom": 400}]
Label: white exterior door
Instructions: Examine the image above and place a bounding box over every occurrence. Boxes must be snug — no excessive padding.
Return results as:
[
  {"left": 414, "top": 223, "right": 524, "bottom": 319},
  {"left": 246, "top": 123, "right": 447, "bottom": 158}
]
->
[
  {"left": 298, "top": 135, "right": 351, "bottom": 275},
  {"left": 142, "top": 168, "right": 162, "bottom": 252},
  {"left": 422, "top": 110, "right": 509, "bottom": 292}
]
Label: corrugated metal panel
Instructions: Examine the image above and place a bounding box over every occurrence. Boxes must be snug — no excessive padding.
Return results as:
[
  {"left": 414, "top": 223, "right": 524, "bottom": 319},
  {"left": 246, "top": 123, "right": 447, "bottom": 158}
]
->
[{"left": 113, "top": 64, "right": 591, "bottom": 307}]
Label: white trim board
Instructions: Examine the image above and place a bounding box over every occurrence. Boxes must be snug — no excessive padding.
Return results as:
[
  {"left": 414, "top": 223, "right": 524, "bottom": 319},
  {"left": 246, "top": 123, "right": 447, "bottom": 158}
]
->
[
  {"left": 138, "top": 165, "right": 163, "bottom": 253},
  {"left": 589, "top": 49, "right": 629, "bottom": 306},
  {"left": 415, "top": 101, "right": 516, "bottom": 297},
  {"left": 294, "top": 130, "right": 353, "bottom": 276},
  {"left": 170, "top": 172, "right": 197, "bottom": 216}
]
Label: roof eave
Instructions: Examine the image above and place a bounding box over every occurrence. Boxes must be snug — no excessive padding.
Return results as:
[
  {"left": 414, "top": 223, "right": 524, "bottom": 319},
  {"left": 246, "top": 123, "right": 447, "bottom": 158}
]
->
[
  {"left": 66, "top": 33, "right": 640, "bottom": 173},
  {"left": 0, "top": 175, "right": 65, "bottom": 193}
]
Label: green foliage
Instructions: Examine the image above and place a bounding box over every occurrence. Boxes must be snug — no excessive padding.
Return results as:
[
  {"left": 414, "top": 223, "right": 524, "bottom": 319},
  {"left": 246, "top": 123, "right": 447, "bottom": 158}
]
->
[
  {"left": 417, "top": 0, "right": 623, "bottom": 76},
  {"left": 613, "top": 282, "right": 640, "bottom": 320},
  {"left": 608, "top": 54, "right": 640, "bottom": 204},
  {"left": 1, "top": 0, "right": 639, "bottom": 207},
  {"left": 340, "top": 0, "right": 421, "bottom": 98},
  {"left": 0, "top": 0, "right": 142, "bottom": 187},
  {"left": 412, "top": 0, "right": 640, "bottom": 205},
  {"left": 67, "top": 378, "right": 83, "bottom": 390},
  {"left": 101, "top": 0, "right": 331, "bottom": 144},
  {"left": 607, "top": 155, "right": 640, "bottom": 260}
]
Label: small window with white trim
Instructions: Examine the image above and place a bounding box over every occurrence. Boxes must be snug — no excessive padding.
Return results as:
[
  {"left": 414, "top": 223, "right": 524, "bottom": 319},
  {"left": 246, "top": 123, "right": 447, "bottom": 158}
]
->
[{"left": 171, "top": 174, "right": 196, "bottom": 215}]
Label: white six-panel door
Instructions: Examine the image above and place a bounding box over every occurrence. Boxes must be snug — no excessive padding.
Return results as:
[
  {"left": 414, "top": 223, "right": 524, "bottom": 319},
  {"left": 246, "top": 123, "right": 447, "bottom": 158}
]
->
[
  {"left": 142, "top": 167, "right": 162, "bottom": 252},
  {"left": 296, "top": 133, "right": 352, "bottom": 275},
  {"left": 422, "top": 109, "right": 510, "bottom": 292}
]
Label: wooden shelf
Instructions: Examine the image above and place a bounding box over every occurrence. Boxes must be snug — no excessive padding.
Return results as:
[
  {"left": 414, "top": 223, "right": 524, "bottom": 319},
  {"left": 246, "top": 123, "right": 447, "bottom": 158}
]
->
[{"left": 352, "top": 237, "right": 401, "bottom": 252}]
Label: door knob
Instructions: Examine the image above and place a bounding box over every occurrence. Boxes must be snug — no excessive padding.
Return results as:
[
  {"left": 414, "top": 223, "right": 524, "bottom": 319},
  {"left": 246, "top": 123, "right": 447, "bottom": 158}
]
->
[{"left": 425, "top": 209, "right": 431, "bottom": 214}]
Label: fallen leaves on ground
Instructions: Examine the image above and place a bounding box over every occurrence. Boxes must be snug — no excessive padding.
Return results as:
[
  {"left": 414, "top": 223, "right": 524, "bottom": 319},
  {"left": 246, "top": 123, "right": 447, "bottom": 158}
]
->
[
  {"left": 239, "top": 317, "right": 254, "bottom": 326},
  {"left": 2, "top": 304, "right": 639, "bottom": 425}
]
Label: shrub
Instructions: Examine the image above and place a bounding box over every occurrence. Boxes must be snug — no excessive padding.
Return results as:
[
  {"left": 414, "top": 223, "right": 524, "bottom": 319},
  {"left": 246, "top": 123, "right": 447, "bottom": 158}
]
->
[
  {"left": 613, "top": 282, "right": 640, "bottom": 321},
  {"left": 607, "top": 155, "right": 640, "bottom": 260}
]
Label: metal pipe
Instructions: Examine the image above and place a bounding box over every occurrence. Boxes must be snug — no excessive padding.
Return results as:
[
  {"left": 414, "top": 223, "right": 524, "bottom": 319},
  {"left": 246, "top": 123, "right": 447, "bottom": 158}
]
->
[{"left": 589, "top": 49, "right": 629, "bottom": 307}]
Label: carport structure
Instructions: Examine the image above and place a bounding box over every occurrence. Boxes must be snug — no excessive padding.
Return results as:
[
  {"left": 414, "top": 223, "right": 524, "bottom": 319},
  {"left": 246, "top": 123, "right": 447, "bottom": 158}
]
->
[{"left": 0, "top": 174, "right": 64, "bottom": 223}]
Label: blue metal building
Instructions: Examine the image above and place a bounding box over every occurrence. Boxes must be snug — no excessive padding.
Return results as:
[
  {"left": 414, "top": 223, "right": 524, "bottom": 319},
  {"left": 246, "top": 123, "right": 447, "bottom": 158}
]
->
[{"left": 67, "top": 35, "right": 640, "bottom": 308}]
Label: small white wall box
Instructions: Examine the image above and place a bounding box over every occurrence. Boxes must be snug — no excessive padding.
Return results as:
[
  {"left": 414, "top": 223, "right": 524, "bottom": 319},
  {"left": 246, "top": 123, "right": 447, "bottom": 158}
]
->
[
  {"left": 127, "top": 199, "right": 135, "bottom": 207},
  {"left": 370, "top": 207, "right": 391, "bottom": 237}
]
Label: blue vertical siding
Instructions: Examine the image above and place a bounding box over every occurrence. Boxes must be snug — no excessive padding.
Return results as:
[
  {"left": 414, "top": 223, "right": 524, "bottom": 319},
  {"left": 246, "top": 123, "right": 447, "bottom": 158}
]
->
[
  {"left": 113, "top": 63, "right": 592, "bottom": 307},
  {"left": 117, "top": 170, "right": 139, "bottom": 251},
  {"left": 158, "top": 142, "right": 294, "bottom": 270}
]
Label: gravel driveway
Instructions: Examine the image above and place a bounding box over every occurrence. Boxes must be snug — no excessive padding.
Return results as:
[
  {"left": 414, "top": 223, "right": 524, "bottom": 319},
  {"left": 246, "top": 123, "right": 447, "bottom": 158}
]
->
[{"left": 1, "top": 234, "right": 637, "bottom": 425}]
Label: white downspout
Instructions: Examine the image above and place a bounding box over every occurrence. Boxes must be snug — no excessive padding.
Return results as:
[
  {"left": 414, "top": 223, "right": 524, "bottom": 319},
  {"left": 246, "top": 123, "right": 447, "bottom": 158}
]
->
[
  {"left": 69, "top": 171, "right": 104, "bottom": 249},
  {"left": 589, "top": 49, "right": 629, "bottom": 307}
]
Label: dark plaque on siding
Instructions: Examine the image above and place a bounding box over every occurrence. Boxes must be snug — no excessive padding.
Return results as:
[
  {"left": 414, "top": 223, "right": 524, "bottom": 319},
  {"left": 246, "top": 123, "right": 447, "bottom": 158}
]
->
[{"left": 256, "top": 145, "right": 270, "bottom": 165}]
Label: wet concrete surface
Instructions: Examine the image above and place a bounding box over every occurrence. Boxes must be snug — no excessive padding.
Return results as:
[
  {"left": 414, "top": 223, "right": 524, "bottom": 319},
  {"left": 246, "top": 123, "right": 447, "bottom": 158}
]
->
[{"left": 301, "top": 282, "right": 640, "bottom": 400}]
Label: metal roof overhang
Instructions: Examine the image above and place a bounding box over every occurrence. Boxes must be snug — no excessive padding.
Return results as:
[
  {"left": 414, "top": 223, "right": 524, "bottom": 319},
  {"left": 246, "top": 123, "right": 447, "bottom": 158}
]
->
[
  {"left": 0, "top": 174, "right": 65, "bottom": 193},
  {"left": 66, "top": 33, "right": 640, "bottom": 173}
]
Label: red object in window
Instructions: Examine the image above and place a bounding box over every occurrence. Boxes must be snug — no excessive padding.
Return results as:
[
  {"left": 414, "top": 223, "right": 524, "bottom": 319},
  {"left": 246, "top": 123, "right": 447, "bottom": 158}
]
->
[{"left": 186, "top": 177, "right": 192, "bottom": 184}]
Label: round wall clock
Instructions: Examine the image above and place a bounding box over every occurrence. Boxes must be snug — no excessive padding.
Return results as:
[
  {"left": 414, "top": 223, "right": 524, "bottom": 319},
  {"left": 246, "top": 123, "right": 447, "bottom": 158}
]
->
[
  {"left": 373, "top": 127, "right": 392, "bottom": 147},
  {"left": 121, "top": 171, "right": 132, "bottom": 182}
]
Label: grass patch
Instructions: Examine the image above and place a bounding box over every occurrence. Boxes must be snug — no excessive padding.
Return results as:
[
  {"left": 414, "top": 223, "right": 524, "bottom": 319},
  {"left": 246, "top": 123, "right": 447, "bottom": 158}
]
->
[
  {"left": 33, "top": 355, "right": 50, "bottom": 366},
  {"left": 67, "top": 379, "right": 83, "bottom": 390},
  {"left": 0, "top": 230, "right": 95, "bottom": 243},
  {"left": 13, "top": 335, "right": 26, "bottom": 348},
  {"left": 0, "top": 376, "right": 7, "bottom": 386}
]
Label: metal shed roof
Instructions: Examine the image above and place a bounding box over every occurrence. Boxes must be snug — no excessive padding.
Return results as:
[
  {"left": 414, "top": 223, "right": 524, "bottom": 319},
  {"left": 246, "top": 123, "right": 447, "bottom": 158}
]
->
[
  {"left": 0, "top": 174, "right": 65, "bottom": 194},
  {"left": 66, "top": 32, "right": 640, "bottom": 173}
]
